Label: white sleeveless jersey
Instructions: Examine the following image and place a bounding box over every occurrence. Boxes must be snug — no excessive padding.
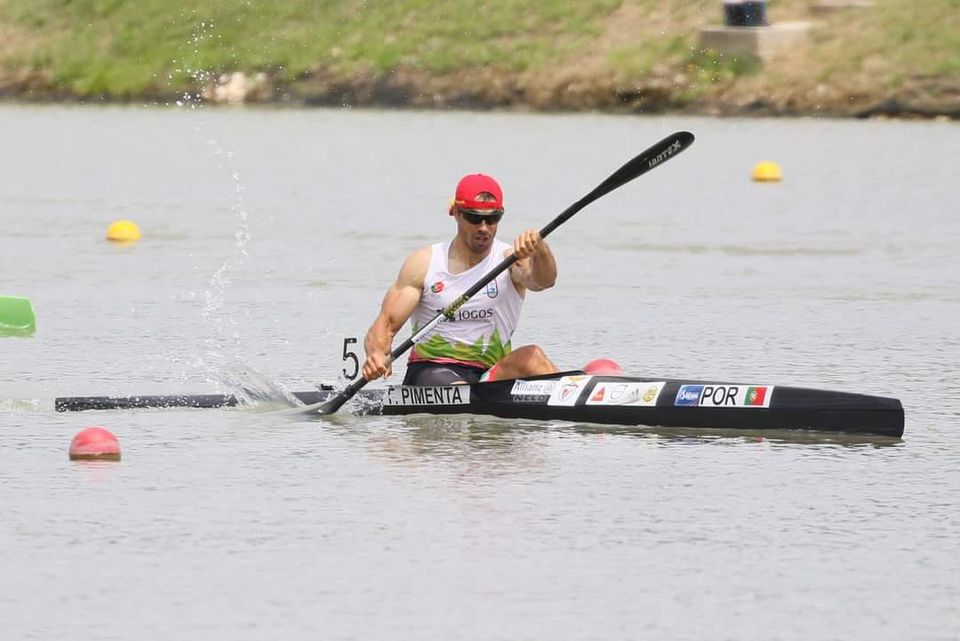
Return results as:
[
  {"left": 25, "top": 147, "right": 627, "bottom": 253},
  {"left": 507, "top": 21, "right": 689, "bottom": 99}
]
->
[{"left": 408, "top": 239, "right": 523, "bottom": 369}]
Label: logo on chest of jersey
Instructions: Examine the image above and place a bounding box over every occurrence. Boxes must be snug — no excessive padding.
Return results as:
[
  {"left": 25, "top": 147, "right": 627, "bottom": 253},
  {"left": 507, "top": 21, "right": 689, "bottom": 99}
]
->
[
  {"left": 485, "top": 280, "right": 499, "bottom": 298},
  {"left": 430, "top": 281, "right": 445, "bottom": 293},
  {"left": 439, "top": 307, "right": 494, "bottom": 322}
]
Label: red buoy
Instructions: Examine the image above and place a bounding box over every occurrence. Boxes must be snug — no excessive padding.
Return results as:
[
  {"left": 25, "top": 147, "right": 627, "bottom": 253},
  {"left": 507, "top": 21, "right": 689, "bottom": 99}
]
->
[
  {"left": 69, "top": 427, "right": 121, "bottom": 461},
  {"left": 582, "top": 358, "right": 624, "bottom": 375}
]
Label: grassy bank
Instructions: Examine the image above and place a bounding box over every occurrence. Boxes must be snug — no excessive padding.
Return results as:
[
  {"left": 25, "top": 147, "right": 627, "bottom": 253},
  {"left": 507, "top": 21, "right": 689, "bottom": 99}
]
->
[{"left": 1, "top": 0, "right": 958, "bottom": 117}]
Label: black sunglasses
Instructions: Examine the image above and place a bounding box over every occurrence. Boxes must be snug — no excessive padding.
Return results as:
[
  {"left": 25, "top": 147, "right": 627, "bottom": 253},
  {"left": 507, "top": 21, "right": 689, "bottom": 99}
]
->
[{"left": 458, "top": 209, "right": 503, "bottom": 225}]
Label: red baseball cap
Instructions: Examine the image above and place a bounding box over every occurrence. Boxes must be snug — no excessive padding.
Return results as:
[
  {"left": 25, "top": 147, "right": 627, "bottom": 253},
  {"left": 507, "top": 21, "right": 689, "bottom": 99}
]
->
[{"left": 454, "top": 174, "right": 504, "bottom": 211}]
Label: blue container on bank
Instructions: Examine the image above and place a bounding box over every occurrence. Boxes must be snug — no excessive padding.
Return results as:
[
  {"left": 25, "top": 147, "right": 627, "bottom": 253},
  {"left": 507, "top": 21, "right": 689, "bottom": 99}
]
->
[{"left": 723, "top": 1, "right": 769, "bottom": 27}]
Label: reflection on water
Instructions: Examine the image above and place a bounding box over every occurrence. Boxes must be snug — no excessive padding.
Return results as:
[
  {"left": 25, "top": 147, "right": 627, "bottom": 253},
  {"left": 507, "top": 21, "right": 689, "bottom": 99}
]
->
[
  {"left": 361, "top": 415, "right": 550, "bottom": 469},
  {"left": 343, "top": 414, "right": 904, "bottom": 474},
  {"left": 576, "top": 424, "right": 905, "bottom": 448},
  {"left": 69, "top": 459, "right": 124, "bottom": 482}
]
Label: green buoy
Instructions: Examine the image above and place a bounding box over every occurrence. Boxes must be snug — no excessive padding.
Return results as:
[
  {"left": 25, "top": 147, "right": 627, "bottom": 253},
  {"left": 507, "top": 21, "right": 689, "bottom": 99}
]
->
[{"left": 0, "top": 295, "right": 36, "bottom": 336}]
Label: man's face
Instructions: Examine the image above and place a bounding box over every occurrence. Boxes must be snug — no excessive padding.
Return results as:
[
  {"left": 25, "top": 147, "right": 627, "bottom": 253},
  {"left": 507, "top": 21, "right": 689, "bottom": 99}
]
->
[{"left": 455, "top": 209, "right": 501, "bottom": 254}]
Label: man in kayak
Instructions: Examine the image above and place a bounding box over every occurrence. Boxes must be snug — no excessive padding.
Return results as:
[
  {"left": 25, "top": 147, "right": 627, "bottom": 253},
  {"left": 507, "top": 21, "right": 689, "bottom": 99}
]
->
[{"left": 361, "top": 173, "right": 560, "bottom": 386}]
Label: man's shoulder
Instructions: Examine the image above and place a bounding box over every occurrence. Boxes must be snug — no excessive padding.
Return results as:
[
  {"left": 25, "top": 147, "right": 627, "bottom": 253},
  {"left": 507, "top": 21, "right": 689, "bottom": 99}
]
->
[
  {"left": 398, "top": 245, "right": 433, "bottom": 286},
  {"left": 406, "top": 244, "right": 435, "bottom": 264}
]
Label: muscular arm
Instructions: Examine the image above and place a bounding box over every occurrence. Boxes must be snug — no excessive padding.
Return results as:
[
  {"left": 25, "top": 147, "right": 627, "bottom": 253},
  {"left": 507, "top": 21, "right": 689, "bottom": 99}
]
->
[
  {"left": 362, "top": 247, "right": 430, "bottom": 381},
  {"left": 509, "top": 229, "right": 557, "bottom": 293}
]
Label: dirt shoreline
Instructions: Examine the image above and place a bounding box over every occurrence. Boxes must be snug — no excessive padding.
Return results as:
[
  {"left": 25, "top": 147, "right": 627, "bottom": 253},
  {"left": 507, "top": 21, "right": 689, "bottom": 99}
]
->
[{"left": 2, "top": 65, "right": 958, "bottom": 120}]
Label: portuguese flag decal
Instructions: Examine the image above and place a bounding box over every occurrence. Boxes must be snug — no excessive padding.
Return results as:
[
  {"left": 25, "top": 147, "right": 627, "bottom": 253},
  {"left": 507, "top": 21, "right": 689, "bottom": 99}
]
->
[{"left": 744, "top": 386, "right": 768, "bottom": 406}]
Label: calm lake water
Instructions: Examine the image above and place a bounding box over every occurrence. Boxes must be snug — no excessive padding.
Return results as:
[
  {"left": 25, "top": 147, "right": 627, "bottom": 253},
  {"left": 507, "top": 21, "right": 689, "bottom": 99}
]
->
[{"left": 1, "top": 105, "right": 958, "bottom": 640}]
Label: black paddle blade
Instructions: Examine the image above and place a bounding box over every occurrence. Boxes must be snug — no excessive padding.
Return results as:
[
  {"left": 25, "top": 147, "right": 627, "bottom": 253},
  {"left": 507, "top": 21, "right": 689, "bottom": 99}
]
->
[
  {"left": 310, "top": 394, "right": 348, "bottom": 415},
  {"left": 305, "top": 377, "right": 367, "bottom": 415},
  {"left": 592, "top": 131, "right": 695, "bottom": 200}
]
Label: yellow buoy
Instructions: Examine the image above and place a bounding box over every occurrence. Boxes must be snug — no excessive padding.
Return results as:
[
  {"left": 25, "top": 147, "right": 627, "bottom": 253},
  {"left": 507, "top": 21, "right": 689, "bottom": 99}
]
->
[
  {"left": 752, "top": 161, "right": 782, "bottom": 182},
  {"left": 106, "top": 220, "right": 142, "bottom": 242}
]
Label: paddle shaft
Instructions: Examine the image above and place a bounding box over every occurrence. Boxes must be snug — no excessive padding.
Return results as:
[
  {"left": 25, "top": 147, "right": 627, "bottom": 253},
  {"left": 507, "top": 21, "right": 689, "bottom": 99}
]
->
[{"left": 313, "top": 131, "right": 696, "bottom": 415}]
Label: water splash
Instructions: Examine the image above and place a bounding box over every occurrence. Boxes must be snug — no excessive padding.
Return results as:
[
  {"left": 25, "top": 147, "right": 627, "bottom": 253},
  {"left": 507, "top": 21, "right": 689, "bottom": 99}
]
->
[
  {"left": 0, "top": 398, "right": 42, "bottom": 413},
  {"left": 170, "top": 19, "right": 217, "bottom": 110},
  {"left": 188, "top": 352, "right": 300, "bottom": 407},
  {"left": 167, "top": 18, "right": 286, "bottom": 402}
]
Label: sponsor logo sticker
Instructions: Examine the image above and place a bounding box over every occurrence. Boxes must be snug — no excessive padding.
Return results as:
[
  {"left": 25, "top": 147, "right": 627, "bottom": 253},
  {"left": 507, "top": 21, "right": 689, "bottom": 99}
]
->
[
  {"left": 546, "top": 375, "right": 593, "bottom": 407},
  {"left": 675, "top": 385, "right": 703, "bottom": 406},
  {"left": 510, "top": 379, "right": 557, "bottom": 403},
  {"left": 586, "top": 382, "right": 665, "bottom": 407},
  {"left": 385, "top": 385, "right": 470, "bottom": 406},
  {"left": 511, "top": 380, "right": 558, "bottom": 396},
  {"left": 455, "top": 308, "right": 493, "bottom": 322},
  {"left": 641, "top": 383, "right": 663, "bottom": 404}
]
